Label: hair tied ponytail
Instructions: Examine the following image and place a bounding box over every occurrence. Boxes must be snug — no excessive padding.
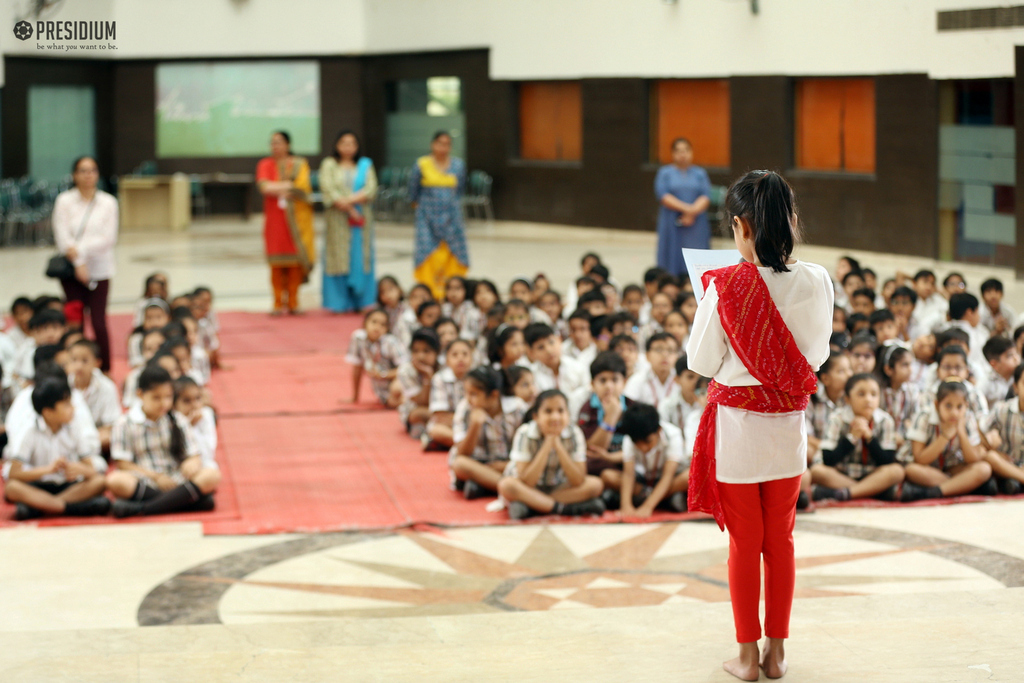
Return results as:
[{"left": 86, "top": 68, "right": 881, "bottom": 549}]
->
[{"left": 727, "top": 170, "right": 800, "bottom": 274}]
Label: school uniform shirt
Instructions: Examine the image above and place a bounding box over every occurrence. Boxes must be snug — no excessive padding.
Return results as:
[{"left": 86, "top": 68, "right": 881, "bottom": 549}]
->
[
  {"left": 393, "top": 307, "right": 421, "bottom": 348},
  {"left": 176, "top": 407, "right": 218, "bottom": 470},
  {"left": 624, "top": 367, "right": 678, "bottom": 409},
  {"left": 122, "top": 367, "right": 142, "bottom": 410},
  {"left": 0, "top": 332, "right": 18, "bottom": 391},
  {"left": 622, "top": 422, "right": 687, "bottom": 485},
  {"left": 449, "top": 395, "right": 529, "bottom": 463},
  {"left": 531, "top": 356, "right": 588, "bottom": 396},
  {"left": 984, "top": 399, "right": 1024, "bottom": 467},
  {"left": 658, "top": 391, "right": 700, "bottom": 433},
  {"left": 78, "top": 368, "right": 121, "bottom": 428},
  {"left": 981, "top": 301, "right": 1016, "bottom": 337},
  {"left": 111, "top": 405, "right": 199, "bottom": 483},
  {"left": 638, "top": 300, "right": 652, "bottom": 326},
  {"left": 900, "top": 405, "right": 981, "bottom": 471},
  {"left": 10, "top": 339, "right": 37, "bottom": 387},
  {"left": 913, "top": 293, "right": 948, "bottom": 335},
  {"left": 1, "top": 415, "right": 105, "bottom": 484},
  {"left": 977, "top": 368, "right": 1013, "bottom": 408},
  {"left": 395, "top": 362, "right": 432, "bottom": 423},
  {"left": 442, "top": 301, "right": 482, "bottom": 340},
  {"left": 191, "top": 345, "right": 211, "bottom": 386},
  {"left": 345, "top": 329, "right": 408, "bottom": 403},
  {"left": 881, "top": 384, "right": 917, "bottom": 440},
  {"left": 805, "top": 383, "right": 846, "bottom": 444},
  {"left": 428, "top": 366, "right": 466, "bottom": 415},
  {"left": 506, "top": 421, "right": 587, "bottom": 490},
  {"left": 915, "top": 379, "right": 989, "bottom": 422},
  {"left": 197, "top": 315, "right": 220, "bottom": 353},
  {"left": 637, "top": 321, "right": 663, "bottom": 352},
  {"left": 2, "top": 324, "right": 28, "bottom": 352},
  {"left": 383, "top": 303, "right": 408, "bottom": 340},
  {"left": 563, "top": 341, "right": 598, "bottom": 371},
  {"left": 3, "top": 385, "right": 100, "bottom": 462},
  {"left": 576, "top": 392, "right": 635, "bottom": 452},
  {"left": 938, "top": 320, "right": 990, "bottom": 370},
  {"left": 819, "top": 406, "right": 897, "bottom": 480},
  {"left": 687, "top": 261, "right": 834, "bottom": 484}
]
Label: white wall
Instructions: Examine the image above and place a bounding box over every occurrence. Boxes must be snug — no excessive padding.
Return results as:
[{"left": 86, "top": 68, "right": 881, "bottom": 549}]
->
[{"left": 1, "top": 0, "right": 1022, "bottom": 86}]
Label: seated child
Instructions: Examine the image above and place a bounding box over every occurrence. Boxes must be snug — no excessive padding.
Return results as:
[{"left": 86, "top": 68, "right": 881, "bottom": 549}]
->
[
  {"left": 172, "top": 377, "right": 218, "bottom": 471},
  {"left": 602, "top": 402, "right": 689, "bottom": 516},
  {"left": 107, "top": 366, "right": 221, "bottom": 517},
  {"left": 393, "top": 284, "right": 432, "bottom": 348},
  {"left": 577, "top": 289, "right": 609, "bottom": 318},
  {"left": 621, "top": 285, "right": 645, "bottom": 325},
  {"left": 498, "top": 389, "right": 605, "bottom": 520},
  {"left": 417, "top": 300, "right": 442, "bottom": 332},
  {"left": 982, "top": 364, "right": 1024, "bottom": 494},
  {"left": 980, "top": 336, "right": 1019, "bottom": 406},
  {"left": 176, "top": 312, "right": 211, "bottom": 386},
  {"left": 676, "top": 291, "right": 697, "bottom": 328},
  {"left": 68, "top": 340, "right": 121, "bottom": 450},
  {"left": 841, "top": 270, "right": 867, "bottom": 315},
  {"left": 509, "top": 277, "right": 534, "bottom": 305},
  {"left": 390, "top": 328, "right": 441, "bottom": 440},
  {"left": 536, "top": 290, "right": 568, "bottom": 340},
  {"left": 915, "top": 346, "right": 988, "bottom": 421},
  {"left": 564, "top": 310, "right": 597, "bottom": 367},
  {"left": 488, "top": 324, "right": 527, "bottom": 370},
  {"left": 803, "top": 350, "right": 853, "bottom": 506},
  {"left": 442, "top": 277, "right": 481, "bottom": 340},
  {"left": 848, "top": 332, "right": 877, "bottom": 374},
  {"left": 432, "top": 317, "right": 460, "bottom": 364},
  {"left": 128, "top": 299, "right": 171, "bottom": 368},
  {"left": 811, "top": 373, "right": 904, "bottom": 501},
  {"left": 2, "top": 296, "right": 34, "bottom": 352},
  {"left": 426, "top": 338, "right": 474, "bottom": 448},
  {"left": 573, "top": 351, "right": 634, "bottom": 475},
  {"left": 846, "top": 313, "right": 870, "bottom": 338},
  {"left": 888, "top": 285, "right": 918, "bottom": 341},
  {"left": 639, "top": 268, "right": 668, "bottom": 325},
  {"left": 449, "top": 366, "right": 529, "bottom": 499},
  {"left": 900, "top": 379, "right": 993, "bottom": 501},
  {"left": 831, "top": 306, "right": 848, "bottom": 335},
  {"left": 849, "top": 287, "right": 876, "bottom": 317},
  {"left": 11, "top": 308, "right": 66, "bottom": 389},
  {"left": 503, "top": 299, "right": 531, "bottom": 330},
  {"left": 472, "top": 279, "right": 502, "bottom": 328},
  {"left": 656, "top": 274, "right": 680, "bottom": 304},
  {"left": 123, "top": 329, "right": 168, "bottom": 409},
  {"left": 161, "top": 336, "right": 204, "bottom": 387},
  {"left": 658, "top": 355, "right": 702, "bottom": 433},
  {"left": 610, "top": 334, "right": 646, "bottom": 381},
  {"left": 979, "top": 278, "right": 1014, "bottom": 338},
  {"left": 524, "top": 323, "right": 588, "bottom": 395},
  {"left": 376, "top": 276, "right": 408, "bottom": 334},
  {"left": 624, "top": 332, "right": 679, "bottom": 408},
  {"left": 943, "top": 292, "right": 988, "bottom": 370},
  {"left": 503, "top": 365, "right": 537, "bottom": 406},
  {"left": 133, "top": 272, "right": 169, "bottom": 327},
  {"left": 869, "top": 309, "right": 898, "bottom": 344},
  {"left": 662, "top": 309, "right": 689, "bottom": 349},
  {"left": 190, "top": 287, "right": 221, "bottom": 369},
  {"left": 878, "top": 345, "right": 917, "bottom": 448},
  {"left": 345, "top": 308, "right": 408, "bottom": 405},
  {"left": 638, "top": 292, "right": 672, "bottom": 349},
  {"left": 2, "top": 378, "right": 109, "bottom": 520}
]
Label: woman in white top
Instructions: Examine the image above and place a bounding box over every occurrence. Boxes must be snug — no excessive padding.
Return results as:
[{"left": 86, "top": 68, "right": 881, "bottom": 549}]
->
[
  {"left": 686, "top": 171, "right": 833, "bottom": 681},
  {"left": 52, "top": 156, "right": 119, "bottom": 372}
]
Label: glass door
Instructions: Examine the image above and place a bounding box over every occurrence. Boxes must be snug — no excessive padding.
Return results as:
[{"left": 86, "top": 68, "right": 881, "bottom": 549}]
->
[{"left": 28, "top": 85, "right": 96, "bottom": 183}]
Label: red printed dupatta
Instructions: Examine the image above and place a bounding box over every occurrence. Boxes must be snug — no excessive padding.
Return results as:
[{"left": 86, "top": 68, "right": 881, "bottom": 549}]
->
[{"left": 687, "top": 261, "right": 818, "bottom": 530}]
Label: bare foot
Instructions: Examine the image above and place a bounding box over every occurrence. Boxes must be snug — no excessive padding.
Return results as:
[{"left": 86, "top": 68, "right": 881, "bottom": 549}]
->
[
  {"left": 760, "top": 638, "right": 788, "bottom": 679},
  {"left": 724, "top": 642, "right": 760, "bottom": 682}
]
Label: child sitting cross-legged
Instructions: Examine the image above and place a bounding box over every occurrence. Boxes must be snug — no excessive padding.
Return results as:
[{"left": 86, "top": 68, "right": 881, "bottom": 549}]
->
[
  {"left": 658, "top": 354, "right": 703, "bottom": 434},
  {"left": 390, "top": 329, "right": 441, "bottom": 440},
  {"left": 425, "top": 338, "right": 474, "bottom": 449},
  {"left": 67, "top": 339, "right": 121, "bottom": 450},
  {"left": 487, "top": 324, "right": 527, "bottom": 371},
  {"left": 345, "top": 308, "right": 408, "bottom": 406},
  {"left": 602, "top": 402, "right": 689, "bottom": 516},
  {"left": 811, "top": 373, "right": 904, "bottom": 502},
  {"left": 981, "top": 364, "right": 1024, "bottom": 495},
  {"left": 106, "top": 366, "right": 221, "bottom": 517},
  {"left": 573, "top": 351, "right": 634, "bottom": 476},
  {"left": 2, "top": 378, "right": 110, "bottom": 520},
  {"left": 899, "top": 379, "right": 993, "bottom": 501},
  {"left": 980, "top": 336, "right": 1020, "bottom": 407},
  {"left": 524, "top": 322, "right": 588, "bottom": 395},
  {"left": 498, "top": 389, "right": 606, "bottom": 520},
  {"left": 624, "top": 332, "right": 679, "bottom": 408},
  {"left": 449, "top": 366, "right": 529, "bottom": 500}
]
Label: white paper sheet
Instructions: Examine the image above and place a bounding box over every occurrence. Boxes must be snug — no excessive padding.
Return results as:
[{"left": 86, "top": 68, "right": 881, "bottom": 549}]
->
[{"left": 682, "top": 248, "right": 743, "bottom": 300}]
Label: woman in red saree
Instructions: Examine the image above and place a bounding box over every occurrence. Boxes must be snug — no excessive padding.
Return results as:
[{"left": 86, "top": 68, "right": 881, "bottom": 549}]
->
[
  {"left": 257, "top": 130, "right": 316, "bottom": 315},
  {"left": 686, "top": 171, "right": 834, "bottom": 681}
]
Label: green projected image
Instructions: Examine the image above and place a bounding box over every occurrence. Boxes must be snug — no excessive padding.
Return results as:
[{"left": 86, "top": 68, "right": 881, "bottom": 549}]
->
[{"left": 156, "top": 61, "right": 320, "bottom": 158}]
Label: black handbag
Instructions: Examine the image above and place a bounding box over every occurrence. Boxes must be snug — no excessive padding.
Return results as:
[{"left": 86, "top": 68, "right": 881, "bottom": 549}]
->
[{"left": 45, "top": 197, "right": 95, "bottom": 280}]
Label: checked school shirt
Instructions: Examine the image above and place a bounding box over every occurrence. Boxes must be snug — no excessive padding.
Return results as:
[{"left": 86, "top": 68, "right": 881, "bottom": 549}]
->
[
  {"left": 111, "top": 405, "right": 199, "bottom": 484},
  {"left": 507, "top": 421, "right": 587, "bottom": 490},
  {"left": 819, "top": 406, "right": 897, "bottom": 480},
  {"left": 900, "top": 405, "right": 982, "bottom": 471},
  {"left": 985, "top": 399, "right": 1024, "bottom": 467},
  {"left": 345, "top": 329, "right": 409, "bottom": 403},
  {"left": 450, "top": 395, "right": 529, "bottom": 463}
]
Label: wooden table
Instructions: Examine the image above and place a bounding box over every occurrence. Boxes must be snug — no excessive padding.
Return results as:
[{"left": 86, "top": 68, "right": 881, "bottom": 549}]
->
[
  {"left": 194, "top": 173, "right": 257, "bottom": 220},
  {"left": 119, "top": 174, "right": 192, "bottom": 231}
]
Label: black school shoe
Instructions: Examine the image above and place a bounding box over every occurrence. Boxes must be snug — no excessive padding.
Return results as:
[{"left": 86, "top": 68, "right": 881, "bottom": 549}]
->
[
  {"left": 664, "top": 492, "right": 687, "bottom": 513},
  {"left": 971, "top": 478, "right": 999, "bottom": 497},
  {"left": 561, "top": 497, "right": 606, "bottom": 517},
  {"left": 64, "top": 496, "right": 112, "bottom": 516},
  {"left": 600, "top": 489, "right": 621, "bottom": 510},
  {"left": 796, "top": 490, "right": 810, "bottom": 510},
  {"left": 875, "top": 485, "right": 900, "bottom": 503},
  {"left": 14, "top": 504, "right": 44, "bottom": 521},
  {"left": 507, "top": 501, "right": 536, "bottom": 520},
  {"left": 998, "top": 479, "right": 1022, "bottom": 496},
  {"left": 112, "top": 499, "right": 144, "bottom": 518},
  {"left": 900, "top": 482, "right": 940, "bottom": 502},
  {"left": 463, "top": 481, "right": 486, "bottom": 500}
]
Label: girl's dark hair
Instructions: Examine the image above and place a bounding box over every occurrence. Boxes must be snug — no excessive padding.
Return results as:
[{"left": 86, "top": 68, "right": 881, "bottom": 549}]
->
[
  {"left": 432, "top": 130, "right": 451, "bottom": 143},
  {"left": 173, "top": 376, "right": 200, "bottom": 402},
  {"left": 724, "top": 170, "right": 800, "bottom": 273},
  {"left": 524, "top": 389, "right": 567, "bottom": 424},
  {"left": 816, "top": 349, "right": 846, "bottom": 380},
  {"left": 446, "top": 337, "right": 474, "bottom": 355},
  {"left": 410, "top": 328, "right": 441, "bottom": 354},
  {"left": 1013, "top": 363, "right": 1024, "bottom": 385},
  {"left": 160, "top": 336, "right": 190, "bottom": 356},
  {"left": 502, "top": 365, "right": 533, "bottom": 396},
  {"left": 488, "top": 323, "right": 523, "bottom": 364},
  {"left": 844, "top": 372, "right": 880, "bottom": 396},
  {"left": 144, "top": 273, "right": 166, "bottom": 296},
  {"left": 331, "top": 129, "right": 363, "bottom": 161},
  {"left": 444, "top": 276, "right": 469, "bottom": 302},
  {"left": 364, "top": 307, "right": 390, "bottom": 328},
  {"left": 273, "top": 130, "right": 292, "bottom": 147},
  {"left": 473, "top": 279, "right": 501, "bottom": 306},
  {"left": 466, "top": 365, "right": 503, "bottom": 395},
  {"left": 161, "top": 321, "right": 186, "bottom": 340},
  {"left": 376, "top": 275, "right": 404, "bottom": 305},
  {"left": 935, "top": 379, "right": 969, "bottom": 403},
  {"left": 142, "top": 328, "right": 167, "bottom": 345},
  {"left": 849, "top": 332, "right": 878, "bottom": 353},
  {"left": 878, "top": 345, "right": 911, "bottom": 385},
  {"left": 138, "top": 365, "right": 173, "bottom": 393},
  {"left": 433, "top": 316, "right": 458, "bottom": 333},
  {"left": 171, "top": 306, "right": 194, "bottom": 322}
]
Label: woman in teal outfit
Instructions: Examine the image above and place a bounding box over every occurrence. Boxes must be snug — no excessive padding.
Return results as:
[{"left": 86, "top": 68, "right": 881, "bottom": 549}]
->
[{"left": 320, "top": 130, "right": 378, "bottom": 312}]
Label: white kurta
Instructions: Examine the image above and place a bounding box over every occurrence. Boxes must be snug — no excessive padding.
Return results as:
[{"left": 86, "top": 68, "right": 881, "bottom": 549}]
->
[{"left": 686, "top": 261, "right": 834, "bottom": 484}]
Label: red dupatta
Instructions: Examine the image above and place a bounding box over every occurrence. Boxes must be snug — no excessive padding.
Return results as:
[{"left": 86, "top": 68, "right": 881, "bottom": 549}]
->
[{"left": 688, "top": 261, "right": 818, "bottom": 530}]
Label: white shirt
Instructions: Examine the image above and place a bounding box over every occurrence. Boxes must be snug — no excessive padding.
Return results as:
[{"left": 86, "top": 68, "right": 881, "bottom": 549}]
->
[
  {"left": 531, "top": 356, "right": 588, "bottom": 396},
  {"left": 179, "top": 407, "right": 219, "bottom": 470},
  {"left": 2, "top": 415, "right": 105, "bottom": 483},
  {"left": 77, "top": 368, "right": 122, "bottom": 427},
  {"left": 981, "top": 301, "right": 1016, "bottom": 337},
  {"left": 687, "top": 261, "right": 834, "bottom": 484},
  {"left": 622, "top": 422, "right": 686, "bottom": 479},
  {"left": 914, "top": 293, "right": 948, "bottom": 335},
  {"left": 3, "top": 386, "right": 101, "bottom": 463},
  {"left": 563, "top": 342, "right": 597, "bottom": 372},
  {"left": 52, "top": 188, "right": 119, "bottom": 282},
  {"left": 624, "top": 367, "right": 678, "bottom": 408},
  {"left": 0, "top": 332, "right": 18, "bottom": 391}
]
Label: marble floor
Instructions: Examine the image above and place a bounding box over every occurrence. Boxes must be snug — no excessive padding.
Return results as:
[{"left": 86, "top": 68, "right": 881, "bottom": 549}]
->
[{"left": 2, "top": 217, "right": 1024, "bottom": 681}]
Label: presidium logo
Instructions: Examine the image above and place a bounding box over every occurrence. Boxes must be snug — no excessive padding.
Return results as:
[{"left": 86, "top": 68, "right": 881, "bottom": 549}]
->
[{"left": 13, "top": 19, "right": 116, "bottom": 50}]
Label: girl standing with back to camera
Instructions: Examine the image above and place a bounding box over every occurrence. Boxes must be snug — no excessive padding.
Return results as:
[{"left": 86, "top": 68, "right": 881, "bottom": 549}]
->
[{"left": 686, "top": 171, "right": 833, "bottom": 681}]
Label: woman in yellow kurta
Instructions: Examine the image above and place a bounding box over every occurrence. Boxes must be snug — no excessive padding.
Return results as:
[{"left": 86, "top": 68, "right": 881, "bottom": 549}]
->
[
  {"left": 408, "top": 131, "right": 469, "bottom": 300},
  {"left": 256, "top": 130, "right": 316, "bottom": 315}
]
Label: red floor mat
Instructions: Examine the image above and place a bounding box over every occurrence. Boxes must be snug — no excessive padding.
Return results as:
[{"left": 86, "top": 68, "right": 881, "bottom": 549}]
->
[{"left": 1, "top": 311, "right": 1016, "bottom": 534}]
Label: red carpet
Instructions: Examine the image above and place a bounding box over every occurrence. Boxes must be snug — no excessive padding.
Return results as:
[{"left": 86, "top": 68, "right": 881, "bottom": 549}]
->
[{"left": 1, "top": 310, "right": 1018, "bottom": 534}]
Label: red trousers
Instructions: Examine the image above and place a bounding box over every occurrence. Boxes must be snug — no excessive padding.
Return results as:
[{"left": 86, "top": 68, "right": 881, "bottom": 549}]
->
[{"left": 718, "top": 474, "right": 801, "bottom": 643}]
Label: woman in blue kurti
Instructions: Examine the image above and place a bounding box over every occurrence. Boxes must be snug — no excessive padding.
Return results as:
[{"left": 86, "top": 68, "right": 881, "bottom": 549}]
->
[
  {"left": 409, "top": 131, "right": 470, "bottom": 300},
  {"left": 655, "top": 138, "right": 712, "bottom": 277},
  {"left": 320, "top": 130, "right": 378, "bottom": 312}
]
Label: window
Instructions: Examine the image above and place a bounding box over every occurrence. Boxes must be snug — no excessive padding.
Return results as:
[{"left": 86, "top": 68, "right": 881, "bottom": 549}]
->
[
  {"left": 795, "top": 78, "right": 876, "bottom": 173},
  {"left": 385, "top": 77, "right": 465, "bottom": 167},
  {"left": 651, "top": 80, "right": 730, "bottom": 167},
  {"left": 518, "top": 82, "right": 582, "bottom": 162}
]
